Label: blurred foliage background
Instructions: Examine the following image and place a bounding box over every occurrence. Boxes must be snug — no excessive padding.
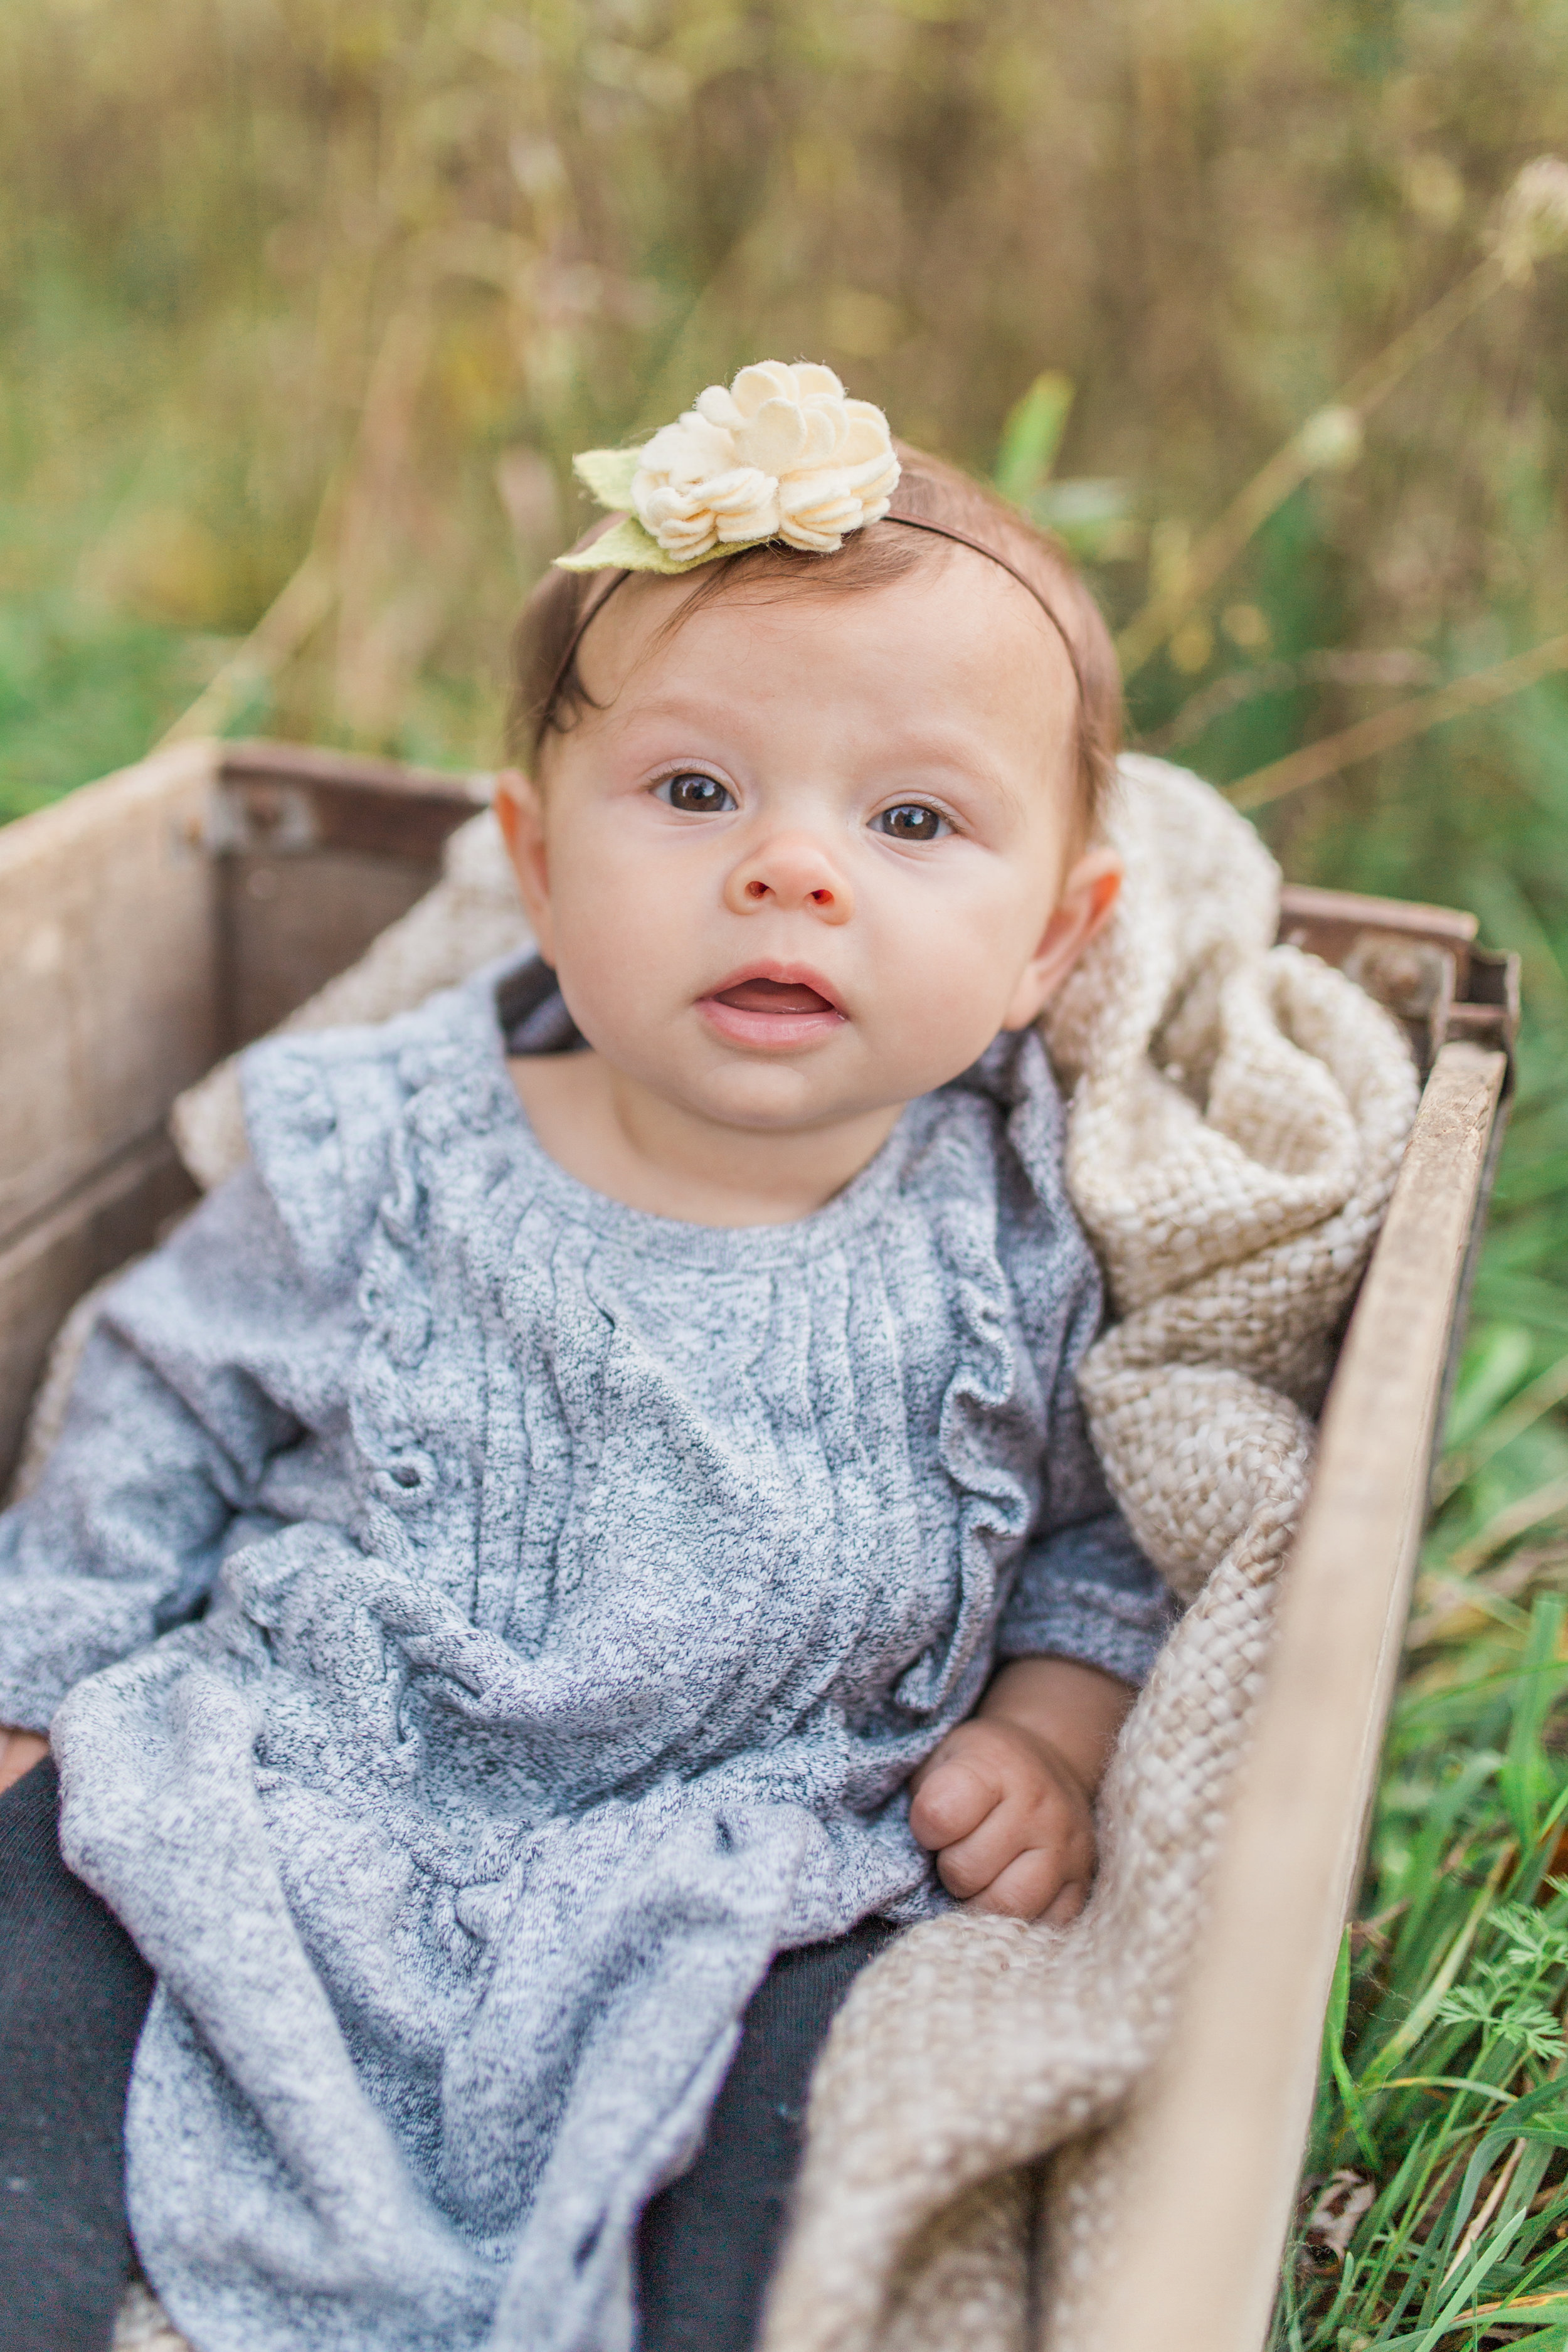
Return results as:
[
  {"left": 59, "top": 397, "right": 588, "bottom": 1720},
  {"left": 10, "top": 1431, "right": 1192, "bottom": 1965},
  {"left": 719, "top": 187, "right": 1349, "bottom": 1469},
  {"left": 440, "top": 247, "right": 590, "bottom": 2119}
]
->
[
  {"left": 7, "top": 1, "right": 1568, "bottom": 2337},
  {"left": 5, "top": 0, "right": 1568, "bottom": 862}
]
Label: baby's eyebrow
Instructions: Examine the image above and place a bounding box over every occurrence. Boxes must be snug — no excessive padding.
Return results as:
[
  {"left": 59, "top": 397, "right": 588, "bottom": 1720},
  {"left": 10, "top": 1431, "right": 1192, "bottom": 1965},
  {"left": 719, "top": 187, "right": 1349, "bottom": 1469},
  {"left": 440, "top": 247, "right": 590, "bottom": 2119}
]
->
[
  {"left": 612, "top": 697, "right": 1031, "bottom": 798},
  {"left": 852, "top": 733, "right": 1038, "bottom": 814}
]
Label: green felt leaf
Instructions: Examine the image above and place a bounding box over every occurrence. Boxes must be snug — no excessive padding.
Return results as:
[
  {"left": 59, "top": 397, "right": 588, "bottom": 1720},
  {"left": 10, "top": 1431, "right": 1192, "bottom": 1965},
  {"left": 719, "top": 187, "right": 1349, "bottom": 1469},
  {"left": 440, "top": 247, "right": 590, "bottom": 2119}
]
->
[
  {"left": 556, "top": 515, "right": 679, "bottom": 573},
  {"left": 554, "top": 514, "right": 740, "bottom": 575},
  {"left": 572, "top": 447, "right": 644, "bottom": 507}
]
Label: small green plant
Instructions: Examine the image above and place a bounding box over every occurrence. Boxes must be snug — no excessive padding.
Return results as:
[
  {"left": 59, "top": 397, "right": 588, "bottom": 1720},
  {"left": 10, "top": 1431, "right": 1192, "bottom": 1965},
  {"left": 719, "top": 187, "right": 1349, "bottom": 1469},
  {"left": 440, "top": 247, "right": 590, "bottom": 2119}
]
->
[{"left": 1434, "top": 1903, "right": 1568, "bottom": 2064}]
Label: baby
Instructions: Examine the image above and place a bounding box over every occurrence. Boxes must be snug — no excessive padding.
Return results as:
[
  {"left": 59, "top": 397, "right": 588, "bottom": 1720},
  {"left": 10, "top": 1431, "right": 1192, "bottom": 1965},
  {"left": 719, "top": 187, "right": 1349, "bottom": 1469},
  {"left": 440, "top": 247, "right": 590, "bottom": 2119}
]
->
[{"left": 0, "top": 366, "right": 1175, "bottom": 2352}]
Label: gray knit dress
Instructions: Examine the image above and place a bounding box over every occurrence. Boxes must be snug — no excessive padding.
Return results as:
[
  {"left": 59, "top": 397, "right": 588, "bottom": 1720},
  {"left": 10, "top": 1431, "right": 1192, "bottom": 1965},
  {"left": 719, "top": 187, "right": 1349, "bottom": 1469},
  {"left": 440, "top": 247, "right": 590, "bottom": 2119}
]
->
[{"left": 0, "top": 957, "right": 1173, "bottom": 2352}]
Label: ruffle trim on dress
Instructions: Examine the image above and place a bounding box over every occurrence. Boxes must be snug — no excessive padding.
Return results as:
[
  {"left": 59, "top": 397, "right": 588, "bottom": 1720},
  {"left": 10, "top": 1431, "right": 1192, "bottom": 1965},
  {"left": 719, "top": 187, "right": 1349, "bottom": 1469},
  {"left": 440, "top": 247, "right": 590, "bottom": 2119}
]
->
[
  {"left": 890, "top": 1034, "right": 1084, "bottom": 1724},
  {"left": 238, "top": 964, "right": 531, "bottom": 1281}
]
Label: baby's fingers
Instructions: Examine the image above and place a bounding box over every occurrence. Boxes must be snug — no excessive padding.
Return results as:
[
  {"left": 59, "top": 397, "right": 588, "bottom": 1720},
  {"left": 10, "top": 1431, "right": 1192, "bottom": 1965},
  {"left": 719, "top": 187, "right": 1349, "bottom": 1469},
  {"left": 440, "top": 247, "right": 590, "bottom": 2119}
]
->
[
  {"left": 931, "top": 1797, "right": 1057, "bottom": 1904},
  {"left": 908, "top": 1756, "right": 999, "bottom": 1852},
  {"left": 967, "top": 1850, "right": 1088, "bottom": 1924},
  {"left": 939, "top": 1773, "right": 1096, "bottom": 1914}
]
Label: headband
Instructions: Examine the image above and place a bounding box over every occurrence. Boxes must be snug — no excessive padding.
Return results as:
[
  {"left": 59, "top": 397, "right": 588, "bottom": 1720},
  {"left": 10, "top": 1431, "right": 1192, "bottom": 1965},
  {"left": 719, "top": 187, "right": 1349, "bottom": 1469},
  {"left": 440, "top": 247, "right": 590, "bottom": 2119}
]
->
[
  {"left": 534, "top": 508, "right": 1086, "bottom": 744},
  {"left": 533, "top": 359, "right": 1084, "bottom": 743}
]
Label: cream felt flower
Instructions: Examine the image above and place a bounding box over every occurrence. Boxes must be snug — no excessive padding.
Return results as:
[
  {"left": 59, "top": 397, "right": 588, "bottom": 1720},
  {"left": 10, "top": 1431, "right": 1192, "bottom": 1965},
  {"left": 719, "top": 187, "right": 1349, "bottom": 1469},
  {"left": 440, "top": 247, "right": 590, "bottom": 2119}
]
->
[{"left": 558, "top": 361, "right": 899, "bottom": 574}]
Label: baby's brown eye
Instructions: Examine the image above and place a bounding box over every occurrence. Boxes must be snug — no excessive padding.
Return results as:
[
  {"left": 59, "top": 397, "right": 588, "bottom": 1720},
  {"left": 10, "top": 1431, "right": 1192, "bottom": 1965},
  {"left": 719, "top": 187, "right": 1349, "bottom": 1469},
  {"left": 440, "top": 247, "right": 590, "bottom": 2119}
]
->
[
  {"left": 657, "top": 773, "right": 735, "bottom": 814},
  {"left": 874, "top": 803, "right": 948, "bottom": 842}
]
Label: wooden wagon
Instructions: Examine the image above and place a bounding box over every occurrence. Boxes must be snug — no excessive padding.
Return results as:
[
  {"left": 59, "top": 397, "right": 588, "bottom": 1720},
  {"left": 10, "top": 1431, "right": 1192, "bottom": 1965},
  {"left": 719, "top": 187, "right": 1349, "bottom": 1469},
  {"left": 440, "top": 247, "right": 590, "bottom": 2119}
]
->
[{"left": 0, "top": 736, "right": 1522, "bottom": 2352}]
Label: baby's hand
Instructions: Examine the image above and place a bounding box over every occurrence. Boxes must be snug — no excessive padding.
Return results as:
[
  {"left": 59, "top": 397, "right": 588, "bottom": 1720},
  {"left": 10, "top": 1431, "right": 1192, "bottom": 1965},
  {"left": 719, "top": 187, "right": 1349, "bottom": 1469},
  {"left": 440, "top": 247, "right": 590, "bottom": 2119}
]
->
[
  {"left": 907, "top": 1657, "right": 1133, "bottom": 1925},
  {"left": 909, "top": 1719, "right": 1096, "bottom": 1922}
]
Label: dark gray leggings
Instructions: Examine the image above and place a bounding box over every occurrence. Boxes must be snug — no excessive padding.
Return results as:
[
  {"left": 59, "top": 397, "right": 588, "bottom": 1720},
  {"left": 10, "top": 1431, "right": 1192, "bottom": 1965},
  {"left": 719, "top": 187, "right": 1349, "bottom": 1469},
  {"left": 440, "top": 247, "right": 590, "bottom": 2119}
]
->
[{"left": 0, "top": 1759, "right": 892, "bottom": 2352}]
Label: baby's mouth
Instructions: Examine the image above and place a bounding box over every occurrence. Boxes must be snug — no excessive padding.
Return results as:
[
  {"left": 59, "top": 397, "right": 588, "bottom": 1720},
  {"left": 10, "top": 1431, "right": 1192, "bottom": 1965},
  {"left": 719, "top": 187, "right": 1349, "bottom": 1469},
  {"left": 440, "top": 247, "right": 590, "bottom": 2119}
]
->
[
  {"left": 697, "top": 970, "right": 847, "bottom": 1051},
  {"left": 712, "top": 978, "right": 837, "bottom": 1017}
]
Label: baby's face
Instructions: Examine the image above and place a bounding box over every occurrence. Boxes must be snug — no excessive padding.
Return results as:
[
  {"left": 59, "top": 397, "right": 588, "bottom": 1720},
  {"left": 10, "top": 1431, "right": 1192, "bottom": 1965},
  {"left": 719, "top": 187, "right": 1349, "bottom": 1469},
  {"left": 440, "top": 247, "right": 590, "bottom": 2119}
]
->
[{"left": 498, "top": 555, "right": 1119, "bottom": 1137}]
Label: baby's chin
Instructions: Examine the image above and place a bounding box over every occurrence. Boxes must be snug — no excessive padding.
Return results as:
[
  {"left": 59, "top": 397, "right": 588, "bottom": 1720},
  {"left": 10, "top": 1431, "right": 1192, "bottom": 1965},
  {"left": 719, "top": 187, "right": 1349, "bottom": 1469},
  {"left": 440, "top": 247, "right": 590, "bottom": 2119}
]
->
[
  {"left": 627, "top": 1037, "right": 993, "bottom": 1136},
  {"left": 665, "top": 1066, "right": 885, "bottom": 1135}
]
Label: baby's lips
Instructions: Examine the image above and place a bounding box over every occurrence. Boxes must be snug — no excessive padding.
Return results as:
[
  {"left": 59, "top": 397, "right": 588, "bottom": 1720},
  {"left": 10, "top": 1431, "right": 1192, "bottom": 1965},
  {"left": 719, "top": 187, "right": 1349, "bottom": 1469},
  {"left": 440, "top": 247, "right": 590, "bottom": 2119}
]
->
[
  {"left": 712, "top": 978, "right": 837, "bottom": 1017},
  {"left": 696, "top": 972, "right": 849, "bottom": 1052},
  {"left": 700, "top": 960, "right": 849, "bottom": 1019}
]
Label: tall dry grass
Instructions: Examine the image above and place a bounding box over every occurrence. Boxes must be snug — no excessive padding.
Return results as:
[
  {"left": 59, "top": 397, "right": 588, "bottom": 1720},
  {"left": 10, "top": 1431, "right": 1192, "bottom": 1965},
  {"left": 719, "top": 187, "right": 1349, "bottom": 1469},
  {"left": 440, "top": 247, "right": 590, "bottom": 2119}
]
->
[{"left": 6, "top": 0, "right": 1568, "bottom": 822}]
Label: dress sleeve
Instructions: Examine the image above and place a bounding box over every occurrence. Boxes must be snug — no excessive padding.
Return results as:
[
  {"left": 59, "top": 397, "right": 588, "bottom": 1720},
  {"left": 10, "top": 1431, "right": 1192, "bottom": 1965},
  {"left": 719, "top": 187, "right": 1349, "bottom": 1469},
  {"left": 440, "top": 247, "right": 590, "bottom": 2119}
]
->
[
  {"left": 0, "top": 1167, "right": 353, "bottom": 1732},
  {"left": 994, "top": 1505, "right": 1179, "bottom": 1687},
  {"left": 995, "top": 1094, "right": 1180, "bottom": 1688}
]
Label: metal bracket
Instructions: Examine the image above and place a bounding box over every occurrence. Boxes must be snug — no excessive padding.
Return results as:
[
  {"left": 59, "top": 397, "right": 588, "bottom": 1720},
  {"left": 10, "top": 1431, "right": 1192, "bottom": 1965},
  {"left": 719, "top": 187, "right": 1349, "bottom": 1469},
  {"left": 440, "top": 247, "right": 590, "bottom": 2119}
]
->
[
  {"left": 203, "top": 780, "right": 320, "bottom": 857},
  {"left": 1342, "top": 931, "right": 1456, "bottom": 1077},
  {"left": 1278, "top": 881, "right": 1520, "bottom": 1085}
]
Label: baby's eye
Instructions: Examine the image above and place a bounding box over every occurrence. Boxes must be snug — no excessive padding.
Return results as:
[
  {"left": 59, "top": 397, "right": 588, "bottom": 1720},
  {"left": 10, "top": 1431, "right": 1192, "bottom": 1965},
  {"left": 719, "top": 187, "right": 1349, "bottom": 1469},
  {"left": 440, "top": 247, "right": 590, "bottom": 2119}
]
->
[
  {"left": 655, "top": 772, "right": 736, "bottom": 815},
  {"left": 873, "top": 803, "right": 950, "bottom": 843}
]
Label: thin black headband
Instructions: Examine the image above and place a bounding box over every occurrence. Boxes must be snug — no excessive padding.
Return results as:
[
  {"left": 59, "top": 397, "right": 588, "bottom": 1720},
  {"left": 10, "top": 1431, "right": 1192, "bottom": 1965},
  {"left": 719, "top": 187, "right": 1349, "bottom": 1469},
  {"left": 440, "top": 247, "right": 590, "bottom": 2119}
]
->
[{"left": 534, "top": 503, "right": 1085, "bottom": 744}]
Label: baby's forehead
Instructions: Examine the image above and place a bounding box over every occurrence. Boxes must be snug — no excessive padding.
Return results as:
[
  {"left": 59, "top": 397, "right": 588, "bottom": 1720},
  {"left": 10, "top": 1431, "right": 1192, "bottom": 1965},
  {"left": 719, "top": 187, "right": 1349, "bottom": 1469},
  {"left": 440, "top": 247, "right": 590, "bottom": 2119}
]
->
[
  {"left": 598, "top": 549, "right": 1074, "bottom": 698},
  {"left": 550, "top": 570, "right": 1078, "bottom": 830}
]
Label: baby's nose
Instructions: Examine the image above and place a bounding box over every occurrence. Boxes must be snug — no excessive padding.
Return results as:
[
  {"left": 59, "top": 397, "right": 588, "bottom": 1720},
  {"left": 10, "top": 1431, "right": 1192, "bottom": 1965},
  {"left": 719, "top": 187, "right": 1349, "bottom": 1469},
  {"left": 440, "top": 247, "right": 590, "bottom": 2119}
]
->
[{"left": 724, "top": 830, "right": 854, "bottom": 923}]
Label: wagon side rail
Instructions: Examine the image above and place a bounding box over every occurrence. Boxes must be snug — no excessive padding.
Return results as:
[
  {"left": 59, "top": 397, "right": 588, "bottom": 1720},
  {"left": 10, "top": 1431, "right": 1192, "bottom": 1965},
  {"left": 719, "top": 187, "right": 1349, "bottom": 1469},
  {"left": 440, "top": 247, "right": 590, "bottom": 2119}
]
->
[
  {"left": 1081, "top": 1029, "right": 1512, "bottom": 2352},
  {"left": 0, "top": 738, "right": 486, "bottom": 1491}
]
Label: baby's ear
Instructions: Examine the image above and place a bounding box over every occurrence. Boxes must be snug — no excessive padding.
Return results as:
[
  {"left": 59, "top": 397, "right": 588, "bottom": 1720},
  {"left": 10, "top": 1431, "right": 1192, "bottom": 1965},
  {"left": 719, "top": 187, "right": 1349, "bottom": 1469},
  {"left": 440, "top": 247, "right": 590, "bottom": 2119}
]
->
[
  {"left": 493, "top": 768, "right": 555, "bottom": 958},
  {"left": 1002, "top": 847, "right": 1122, "bottom": 1030}
]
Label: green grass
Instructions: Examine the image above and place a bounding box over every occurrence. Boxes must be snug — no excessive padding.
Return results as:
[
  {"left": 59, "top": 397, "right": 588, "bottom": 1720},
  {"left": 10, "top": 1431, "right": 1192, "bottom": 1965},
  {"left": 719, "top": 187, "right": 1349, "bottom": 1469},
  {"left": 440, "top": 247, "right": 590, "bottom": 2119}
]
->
[
  {"left": 1272, "top": 1173, "right": 1568, "bottom": 2343},
  {"left": 1273, "top": 1610, "right": 1568, "bottom": 2345},
  {"left": 0, "top": 596, "right": 217, "bottom": 821}
]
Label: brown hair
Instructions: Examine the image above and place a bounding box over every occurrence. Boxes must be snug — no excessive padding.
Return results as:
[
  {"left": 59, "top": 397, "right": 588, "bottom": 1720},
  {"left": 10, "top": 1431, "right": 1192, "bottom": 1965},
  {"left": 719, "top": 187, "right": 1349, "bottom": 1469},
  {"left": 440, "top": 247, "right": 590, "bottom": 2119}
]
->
[{"left": 507, "top": 443, "right": 1122, "bottom": 829}]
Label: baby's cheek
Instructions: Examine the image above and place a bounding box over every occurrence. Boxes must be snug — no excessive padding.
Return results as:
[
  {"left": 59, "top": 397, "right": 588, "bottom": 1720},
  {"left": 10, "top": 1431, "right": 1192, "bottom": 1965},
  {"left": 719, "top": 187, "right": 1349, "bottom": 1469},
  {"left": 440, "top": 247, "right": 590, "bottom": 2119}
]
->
[
  {"left": 861, "top": 973, "right": 1004, "bottom": 1105},
  {"left": 866, "top": 893, "right": 1047, "bottom": 1091}
]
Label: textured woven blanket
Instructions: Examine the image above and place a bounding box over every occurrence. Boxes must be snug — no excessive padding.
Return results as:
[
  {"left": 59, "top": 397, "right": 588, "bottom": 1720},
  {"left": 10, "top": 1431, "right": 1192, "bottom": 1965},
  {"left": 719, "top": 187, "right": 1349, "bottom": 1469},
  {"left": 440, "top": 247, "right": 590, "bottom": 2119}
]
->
[
  {"left": 18, "top": 753, "right": 1413, "bottom": 2352},
  {"left": 756, "top": 753, "right": 1417, "bottom": 2352}
]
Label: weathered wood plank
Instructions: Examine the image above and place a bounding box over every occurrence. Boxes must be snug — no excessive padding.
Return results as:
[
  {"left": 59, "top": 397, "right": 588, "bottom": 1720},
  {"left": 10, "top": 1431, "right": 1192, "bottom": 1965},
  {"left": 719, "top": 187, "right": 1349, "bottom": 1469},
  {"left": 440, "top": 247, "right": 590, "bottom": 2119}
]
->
[
  {"left": 1279, "top": 879, "right": 1478, "bottom": 960},
  {"left": 217, "top": 738, "right": 490, "bottom": 802},
  {"left": 222, "top": 849, "right": 446, "bottom": 1051},
  {"left": 0, "top": 738, "right": 485, "bottom": 1481},
  {"left": 0, "top": 739, "right": 221, "bottom": 1252},
  {"left": 0, "top": 733, "right": 1516, "bottom": 2341},
  {"left": 215, "top": 741, "right": 491, "bottom": 864},
  {"left": 1081, "top": 1041, "right": 1508, "bottom": 2352},
  {"left": 0, "top": 1132, "right": 195, "bottom": 1492}
]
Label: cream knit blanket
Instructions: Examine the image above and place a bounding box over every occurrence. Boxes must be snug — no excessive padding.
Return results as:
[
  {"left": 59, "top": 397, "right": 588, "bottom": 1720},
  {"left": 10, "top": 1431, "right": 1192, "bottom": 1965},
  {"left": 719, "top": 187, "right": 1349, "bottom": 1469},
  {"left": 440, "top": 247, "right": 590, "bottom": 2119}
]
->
[
  {"left": 758, "top": 754, "right": 1417, "bottom": 2352},
  {"left": 24, "top": 753, "right": 1413, "bottom": 2352}
]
